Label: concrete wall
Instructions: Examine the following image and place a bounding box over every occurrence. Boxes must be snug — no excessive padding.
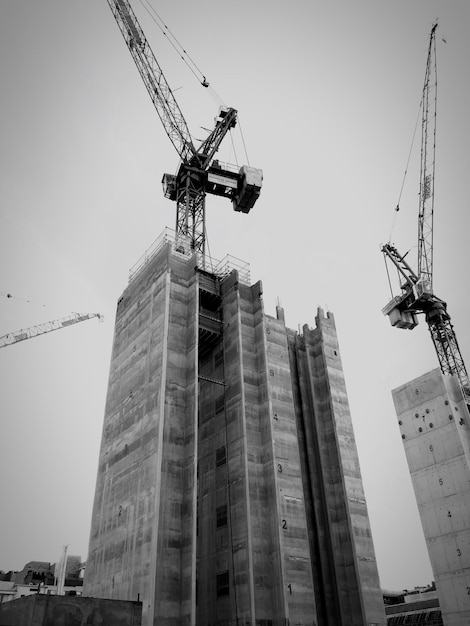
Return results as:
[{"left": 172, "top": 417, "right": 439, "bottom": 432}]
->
[
  {"left": 84, "top": 244, "right": 198, "bottom": 625},
  {"left": 196, "top": 271, "right": 317, "bottom": 624},
  {"left": 393, "top": 369, "right": 470, "bottom": 625},
  {"left": 0, "top": 594, "right": 141, "bottom": 626},
  {"left": 256, "top": 300, "right": 318, "bottom": 624}
]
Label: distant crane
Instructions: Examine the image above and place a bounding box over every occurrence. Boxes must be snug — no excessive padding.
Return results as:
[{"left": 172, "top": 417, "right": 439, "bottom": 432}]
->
[
  {"left": 0, "top": 313, "right": 103, "bottom": 349},
  {"left": 107, "top": 0, "right": 262, "bottom": 262},
  {"left": 381, "top": 23, "right": 470, "bottom": 406}
]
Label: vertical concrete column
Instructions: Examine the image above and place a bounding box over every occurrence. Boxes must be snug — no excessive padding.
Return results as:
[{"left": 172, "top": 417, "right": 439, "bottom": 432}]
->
[
  {"left": 85, "top": 246, "right": 177, "bottom": 624},
  {"left": 249, "top": 286, "right": 287, "bottom": 623},
  {"left": 288, "top": 324, "right": 339, "bottom": 625},
  {"left": 259, "top": 308, "right": 318, "bottom": 625},
  {"left": 147, "top": 268, "right": 172, "bottom": 626},
  {"left": 221, "top": 278, "right": 317, "bottom": 625},
  {"left": 183, "top": 270, "right": 199, "bottom": 626},
  {"left": 220, "top": 274, "right": 256, "bottom": 624},
  {"left": 152, "top": 253, "right": 198, "bottom": 626},
  {"left": 85, "top": 246, "right": 199, "bottom": 626},
  {"left": 294, "top": 309, "right": 385, "bottom": 626}
]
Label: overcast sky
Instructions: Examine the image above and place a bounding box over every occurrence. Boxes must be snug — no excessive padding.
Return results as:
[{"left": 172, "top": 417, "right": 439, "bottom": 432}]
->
[{"left": 1, "top": 0, "right": 470, "bottom": 592}]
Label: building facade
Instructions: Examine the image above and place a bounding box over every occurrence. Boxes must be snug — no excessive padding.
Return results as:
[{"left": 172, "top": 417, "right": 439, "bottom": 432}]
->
[
  {"left": 84, "top": 234, "right": 385, "bottom": 625},
  {"left": 392, "top": 369, "right": 470, "bottom": 625}
]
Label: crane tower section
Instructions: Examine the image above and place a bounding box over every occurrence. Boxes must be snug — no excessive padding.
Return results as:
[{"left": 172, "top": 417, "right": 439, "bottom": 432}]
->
[{"left": 108, "top": 0, "right": 262, "bottom": 260}]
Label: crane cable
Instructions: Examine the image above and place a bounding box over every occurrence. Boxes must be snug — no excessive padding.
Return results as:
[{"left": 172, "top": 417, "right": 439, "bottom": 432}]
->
[
  {"left": 237, "top": 119, "right": 251, "bottom": 167},
  {"left": 387, "top": 97, "right": 423, "bottom": 244},
  {"left": 138, "top": 0, "right": 226, "bottom": 108},
  {"left": 383, "top": 254, "right": 395, "bottom": 300},
  {"left": 138, "top": 0, "right": 220, "bottom": 97},
  {"left": 136, "top": 0, "right": 252, "bottom": 167}
]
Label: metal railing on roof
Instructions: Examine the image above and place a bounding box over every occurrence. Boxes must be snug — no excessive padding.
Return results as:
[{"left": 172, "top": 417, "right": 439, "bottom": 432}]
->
[{"left": 128, "top": 228, "right": 250, "bottom": 286}]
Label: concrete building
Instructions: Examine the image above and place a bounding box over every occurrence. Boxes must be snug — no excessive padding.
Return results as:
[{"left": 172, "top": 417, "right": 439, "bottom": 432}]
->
[
  {"left": 84, "top": 230, "right": 385, "bottom": 625},
  {"left": 0, "top": 558, "right": 84, "bottom": 604},
  {"left": 392, "top": 369, "right": 470, "bottom": 625},
  {"left": 383, "top": 584, "right": 443, "bottom": 625}
]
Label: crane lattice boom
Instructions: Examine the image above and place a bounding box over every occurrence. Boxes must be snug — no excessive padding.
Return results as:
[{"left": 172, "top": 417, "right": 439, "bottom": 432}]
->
[
  {"left": 0, "top": 312, "right": 103, "bottom": 348},
  {"left": 417, "top": 22, "right": 438, "bottom": 291},
  {"left": 109, "top": 0, "right": 195, "bottom": 163}
]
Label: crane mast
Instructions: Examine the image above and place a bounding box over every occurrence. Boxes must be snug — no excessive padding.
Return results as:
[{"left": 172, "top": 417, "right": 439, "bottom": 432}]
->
[
  {"left": 381, "top": 23, "right": 470, "bottom": 406},
  {"left": 0, "top": 313, "right": 103, "bottom": 349},
  {"left": 107, "top": 0, "right": 262, "bottom": 261}
]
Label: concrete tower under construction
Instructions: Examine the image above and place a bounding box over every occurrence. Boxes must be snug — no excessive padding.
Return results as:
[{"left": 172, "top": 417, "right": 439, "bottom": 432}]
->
[
  {"left": 84, "top": 231, "right": 386, "bottom": 625},
  {"left": 392, "top": 369, "right": 470, "bottom": 625}
]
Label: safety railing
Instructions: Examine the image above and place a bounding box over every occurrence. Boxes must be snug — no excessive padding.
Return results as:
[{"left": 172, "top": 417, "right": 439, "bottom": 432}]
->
[{"left": 128, "top": 228, "right": 250, "bottom": 286}]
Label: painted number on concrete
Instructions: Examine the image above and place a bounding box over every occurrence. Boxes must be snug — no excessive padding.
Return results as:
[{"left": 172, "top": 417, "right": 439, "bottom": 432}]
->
[
  {"left": 288, "top": 584, "right": 292, "bottom": 595},
  {"left": 277, "top": 464, "right": 283, "bottom": 473},
  {"left": 282, "top": 519, "right": 287, "bottom": 529}
]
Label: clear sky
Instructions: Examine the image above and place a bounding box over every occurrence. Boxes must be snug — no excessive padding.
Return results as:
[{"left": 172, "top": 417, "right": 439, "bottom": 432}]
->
[{"left": 1, "top": 0, "right": 469, "bottom": 592}]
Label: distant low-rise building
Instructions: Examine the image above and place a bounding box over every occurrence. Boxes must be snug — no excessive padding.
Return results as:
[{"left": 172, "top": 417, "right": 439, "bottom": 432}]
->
[
  {"left": 383, "top": 584, "right": 443, "bottom": 625},
  {"left": 0, "top": 581, "right": 16, "bottom": 604},
  {"left": 0, "top": 557, "right": 84, "bottom": 604}
]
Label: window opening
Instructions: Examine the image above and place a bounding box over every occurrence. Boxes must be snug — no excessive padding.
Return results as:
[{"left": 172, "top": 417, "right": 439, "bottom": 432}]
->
[
  {"left": 216, "top": 570, "right": 229, "bottom": 597},
  {"left": 216, "top": 504, "right": 228, "bottom": 528},
  {"left": 216, "top": 445, "right": 226, "bottom": 467}
]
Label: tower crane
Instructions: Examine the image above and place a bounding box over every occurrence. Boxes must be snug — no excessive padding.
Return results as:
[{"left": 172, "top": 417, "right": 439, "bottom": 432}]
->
[
  {"left": 0, "top": 312, "right": 103, "bottom": 349},
  {"left": 107, "top": 0, "right": 262, "bottom": 261},
  {"left": 381, "top": 23, "right": 470, "bottom": 406}
]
